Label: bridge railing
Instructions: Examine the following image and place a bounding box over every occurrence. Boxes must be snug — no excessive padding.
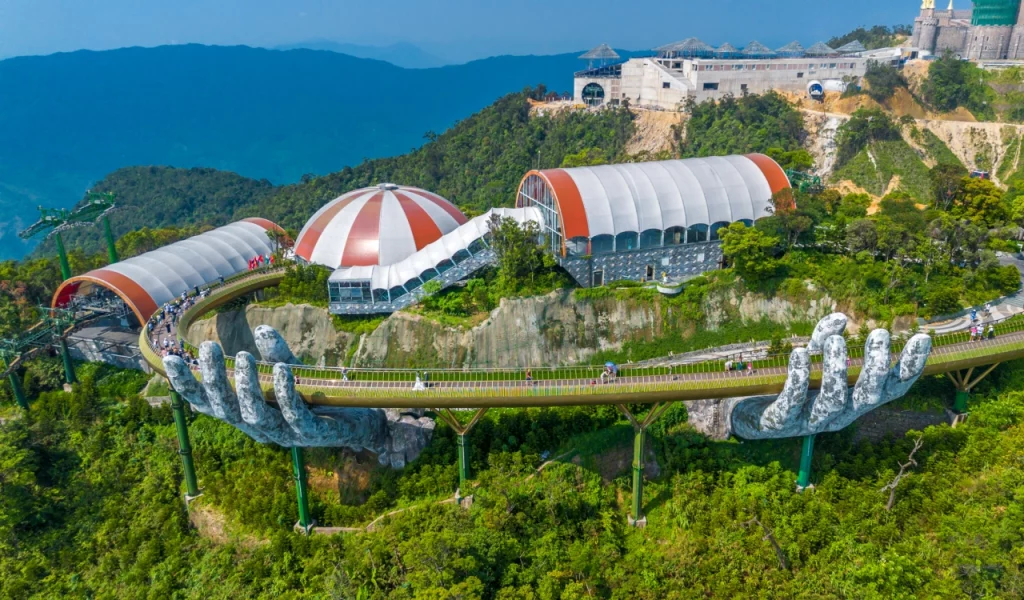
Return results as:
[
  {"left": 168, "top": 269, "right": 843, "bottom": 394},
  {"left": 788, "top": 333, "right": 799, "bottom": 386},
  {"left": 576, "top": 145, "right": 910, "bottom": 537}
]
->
[{"left": 146, "top": 265, "right": 1024, "bottom": 398}]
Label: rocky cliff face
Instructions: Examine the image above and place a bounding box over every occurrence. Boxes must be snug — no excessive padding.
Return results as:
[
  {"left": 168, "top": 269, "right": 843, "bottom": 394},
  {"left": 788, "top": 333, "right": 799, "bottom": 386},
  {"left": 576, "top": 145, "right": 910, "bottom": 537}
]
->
[
  {"left": 354, "top": 290, "right": 665, "bottom": 368},
  {"left": 188, "top": 304, "right": 355, "bottom": 366},
  {"left": 191, "top": 283, "right": 837, "bottom": 369}
]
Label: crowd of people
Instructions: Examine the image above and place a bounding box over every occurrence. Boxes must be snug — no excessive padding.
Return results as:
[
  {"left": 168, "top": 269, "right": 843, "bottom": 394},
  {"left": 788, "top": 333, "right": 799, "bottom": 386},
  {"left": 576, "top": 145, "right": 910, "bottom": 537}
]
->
[
  {"left": 147, "top": 288, "right": 209, "bottom": 363},
  {"left": 969, "top": 323, "right": 996, "bottom": 342}
]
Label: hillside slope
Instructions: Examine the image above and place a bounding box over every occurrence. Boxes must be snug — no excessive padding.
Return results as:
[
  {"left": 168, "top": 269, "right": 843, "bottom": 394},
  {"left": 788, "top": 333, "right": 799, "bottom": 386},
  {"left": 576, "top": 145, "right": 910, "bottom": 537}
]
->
[{"left": 0, "top": 44, "right": 585, "bottom": 259}]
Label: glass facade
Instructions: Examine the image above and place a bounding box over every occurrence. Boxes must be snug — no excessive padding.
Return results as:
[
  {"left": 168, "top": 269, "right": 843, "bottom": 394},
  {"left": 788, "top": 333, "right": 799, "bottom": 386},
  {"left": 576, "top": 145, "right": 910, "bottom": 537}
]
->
[{"left": 972, "top": 0, "right": 1021, "bottom": 26}]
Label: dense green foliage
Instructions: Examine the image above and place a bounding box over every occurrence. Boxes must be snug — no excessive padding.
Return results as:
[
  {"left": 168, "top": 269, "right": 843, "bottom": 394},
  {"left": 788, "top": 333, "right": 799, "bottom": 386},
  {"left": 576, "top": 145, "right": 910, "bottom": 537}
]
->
[
  {"left": 863, "top": 60, "right": 908, "bottom": 103},
  {"left": 827, "top": 25, "right": 913, "bottom": 50},
  {"left": 4, "top": 354, "right": 1024, "bottom": 597},
  {"left": 834, "top": 109, "right": 934, "bottom": 201},
  {"left": 0, "top": 45, "right": 589, "bottom": 259},
  {"left": 245, "top": 91, "right": 635, "bottom": 227},
  {"left": 677, "top": 92, "right": 807, "bottom": 167},
  {"left": 921, "top": 53, "right": 996, "bottom": 120}
]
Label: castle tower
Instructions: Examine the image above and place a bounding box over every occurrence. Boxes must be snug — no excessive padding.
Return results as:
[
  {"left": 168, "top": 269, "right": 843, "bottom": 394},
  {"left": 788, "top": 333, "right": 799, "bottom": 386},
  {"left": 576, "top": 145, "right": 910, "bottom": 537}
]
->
[{"left": 914, "top": 0, "right": 940, "bottom": 53}]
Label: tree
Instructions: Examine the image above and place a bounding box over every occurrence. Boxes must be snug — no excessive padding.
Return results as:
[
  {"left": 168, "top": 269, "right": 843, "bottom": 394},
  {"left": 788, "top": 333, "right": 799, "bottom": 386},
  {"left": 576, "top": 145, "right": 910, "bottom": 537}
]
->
[
  {"left": 838, "top": 193, "right": 872, "bottom": 219},
  {"left": 560, "top": 147, "right": 608, "bottom": 168},
  {"left": 930, "top": 163, "right": 968, "bottom": 211},
  {"left": 863, "top": 60, "right": 908, "bottom": 103},
  {"left": 921, "top": 52, "right": 994, "bottom": 118},
  {"left": 846, "top": 218, "right": 878, "bottom": 253},
  {"left": 951, "top": 177, "right": 1010, "bottom": 227},
  {"left": 488, "top": 215, "right": 543, "bottom": 294},
  {"left": 719, "top": 222, "right": 781, "bottom": 282},
  {"left": 835, "top": 108, "right": 902, "bottom": 167}
]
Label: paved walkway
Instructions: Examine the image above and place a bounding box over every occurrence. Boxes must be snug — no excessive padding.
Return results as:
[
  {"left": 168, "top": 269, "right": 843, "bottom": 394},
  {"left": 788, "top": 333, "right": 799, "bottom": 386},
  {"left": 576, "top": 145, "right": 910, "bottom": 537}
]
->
[{"left": 922, "top": 253, "right": 1024, "bottom": 336}]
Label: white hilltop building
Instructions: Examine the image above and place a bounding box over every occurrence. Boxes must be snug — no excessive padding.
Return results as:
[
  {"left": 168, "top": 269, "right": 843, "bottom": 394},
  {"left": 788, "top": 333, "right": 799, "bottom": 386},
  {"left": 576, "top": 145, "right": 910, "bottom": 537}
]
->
[{"left": 573, "top": 38, "right": 907, "bottom": 110}]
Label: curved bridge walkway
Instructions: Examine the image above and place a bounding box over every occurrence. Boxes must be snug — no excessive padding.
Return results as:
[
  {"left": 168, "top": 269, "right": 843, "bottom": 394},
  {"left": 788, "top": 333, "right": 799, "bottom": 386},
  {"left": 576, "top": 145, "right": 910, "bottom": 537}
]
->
[
  {"left": 140, "top": 268, "right": 1024, "bottom": 410},
  {"left": 138, "top": 267, "right": 1023, "bottom": 530}
]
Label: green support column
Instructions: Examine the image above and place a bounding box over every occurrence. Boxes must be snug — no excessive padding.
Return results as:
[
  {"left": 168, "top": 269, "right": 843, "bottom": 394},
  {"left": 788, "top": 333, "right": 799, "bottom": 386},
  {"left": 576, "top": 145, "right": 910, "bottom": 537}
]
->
[
  {"left": 58, "top": 339, "right": 76, "bottom": 385},
  {"left": 54, "top": 232, "right": 72, "bottom": 281},
  {"left": 631, "top": 426, "right": 646, "bottom": 524},
  {"left": 954, "top": 389, "right": 970, "bottom": 413},
  {"left": 169, "top": 390, "right": 200, "bottom": 498},
  {"left": 102, "top": 216, "right": 119, "bottom": 264},
  {"left": 456, "top": 432, "right": 470, "bottom": 496},
  {"left": 8, "top": 372, "right": 28, "bottom": 410},
  {"left": 797, "top": 434, "right": 816, "bottom": 490},
  {"left": 292, "top": 447, "right": 313, "bottom": 533}
]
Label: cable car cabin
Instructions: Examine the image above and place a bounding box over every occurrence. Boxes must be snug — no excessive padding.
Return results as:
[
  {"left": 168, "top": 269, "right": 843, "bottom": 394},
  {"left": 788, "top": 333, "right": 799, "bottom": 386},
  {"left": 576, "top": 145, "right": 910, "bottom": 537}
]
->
[{"left": 970, "top": 170, "right": 990, "bottom": 180}]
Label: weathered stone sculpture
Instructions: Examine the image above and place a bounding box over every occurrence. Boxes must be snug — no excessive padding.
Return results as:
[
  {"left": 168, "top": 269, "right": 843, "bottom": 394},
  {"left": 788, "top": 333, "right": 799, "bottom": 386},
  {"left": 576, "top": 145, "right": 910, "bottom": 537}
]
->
[
  {"left": 690, "top": 313, "right": 933, "bottom": 440},
  {"left": 162, "top": 325, "right": 434, "bottom": 468}
]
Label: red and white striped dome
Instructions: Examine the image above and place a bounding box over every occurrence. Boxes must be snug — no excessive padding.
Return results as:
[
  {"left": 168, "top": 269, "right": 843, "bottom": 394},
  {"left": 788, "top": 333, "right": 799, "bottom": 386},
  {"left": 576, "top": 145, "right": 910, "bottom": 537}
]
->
[{"left": 295, "top": 184, "right": 468, "bottom": 268}]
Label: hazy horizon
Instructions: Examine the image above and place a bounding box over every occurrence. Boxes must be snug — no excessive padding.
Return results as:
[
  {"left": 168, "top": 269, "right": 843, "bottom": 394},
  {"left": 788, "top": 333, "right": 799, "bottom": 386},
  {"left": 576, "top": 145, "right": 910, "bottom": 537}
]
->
[{"left": 0, "top": 0, "right": 914, "bottom": 64}]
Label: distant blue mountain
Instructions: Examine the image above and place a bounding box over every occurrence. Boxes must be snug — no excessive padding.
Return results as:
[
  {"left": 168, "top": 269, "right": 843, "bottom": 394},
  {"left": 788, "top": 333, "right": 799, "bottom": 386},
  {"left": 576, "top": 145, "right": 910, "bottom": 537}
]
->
[
  {"left": 0, "top": 44, "right": 587, "bottom": 258},
  {"left": 272, "top": 40, "right": 445, "bottom": 68}
]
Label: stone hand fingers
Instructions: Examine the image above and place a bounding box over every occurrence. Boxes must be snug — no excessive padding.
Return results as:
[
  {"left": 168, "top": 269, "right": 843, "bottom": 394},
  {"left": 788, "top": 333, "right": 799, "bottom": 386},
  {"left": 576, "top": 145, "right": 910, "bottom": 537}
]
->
[
  {"left": 808, "top": 335, "right": 848, "bottom": 429},
  {"left": 254, "top": 325, "right": 301, "bottom": 365},
  {"left": 759, "top": 347, "right": 810, "bottom": 432},
  {"left": 162, "top": 354, "right": 212, "bottom": 415},
  {"left": 808, "top": 313, "right": 848, "bottom": 353},
  {"left": 198, "top": 342, "right": 245, "bottom": 425},
  {"left": 881, "top": 333, "right": 932, "bottom": 404},
  {"left": 851, "top": 329, "right": 891, "bottom": 413},
  {"left": 233, "top": 351, "right": 291, "bottom": 437}
]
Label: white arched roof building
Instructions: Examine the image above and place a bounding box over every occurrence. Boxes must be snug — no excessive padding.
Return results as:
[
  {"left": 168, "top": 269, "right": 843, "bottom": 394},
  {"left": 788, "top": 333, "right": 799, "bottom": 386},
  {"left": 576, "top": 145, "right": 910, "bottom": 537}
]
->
[
  {"left": 53, "top": 218, "right": 284, "bottom": 323},
  {"left": 515, "top": 153, "right": 790, "bottom": 255},
  {"left": 516, "top": 152, "right": 786, "bottom": 253}
]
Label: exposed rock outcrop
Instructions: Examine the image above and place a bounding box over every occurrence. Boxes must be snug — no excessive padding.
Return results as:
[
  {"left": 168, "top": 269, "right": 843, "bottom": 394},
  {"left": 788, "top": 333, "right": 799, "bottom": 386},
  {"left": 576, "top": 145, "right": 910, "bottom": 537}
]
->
[{"left": 188, "top": 303, "right": 355, "bottom": 366}]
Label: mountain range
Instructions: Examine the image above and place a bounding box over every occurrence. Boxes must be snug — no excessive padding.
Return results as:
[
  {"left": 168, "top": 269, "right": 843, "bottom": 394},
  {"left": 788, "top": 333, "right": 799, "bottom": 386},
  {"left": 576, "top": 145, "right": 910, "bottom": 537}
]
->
[{"left": 0, "top": 43, "right": 596, "bottom": 259}]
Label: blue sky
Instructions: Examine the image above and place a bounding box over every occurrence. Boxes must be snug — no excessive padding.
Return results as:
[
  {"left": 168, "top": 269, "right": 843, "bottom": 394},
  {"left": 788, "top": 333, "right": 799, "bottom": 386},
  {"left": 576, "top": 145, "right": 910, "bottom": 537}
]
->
[{"left": 0, "top": 0, "right": 915, "bottom": 63}]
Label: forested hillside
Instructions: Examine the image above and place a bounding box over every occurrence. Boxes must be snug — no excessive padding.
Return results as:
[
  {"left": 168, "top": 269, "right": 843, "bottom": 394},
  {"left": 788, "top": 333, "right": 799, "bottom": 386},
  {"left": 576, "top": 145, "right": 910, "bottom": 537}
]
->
[
  {"left": 2, "top": 358, "right": 1024, "bottom": 597},
  {"left": 242, "top": 92, "right": 636, "bottom": 230},
  {"left": 0, "top": 44, "right": 585, "bottom": 259}
]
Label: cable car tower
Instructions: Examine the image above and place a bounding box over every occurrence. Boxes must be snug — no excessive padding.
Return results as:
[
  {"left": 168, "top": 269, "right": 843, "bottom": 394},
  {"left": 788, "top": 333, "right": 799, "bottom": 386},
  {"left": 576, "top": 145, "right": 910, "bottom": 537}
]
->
[{"left": 18, "top": 191, "right": 120, "bottom": 281}]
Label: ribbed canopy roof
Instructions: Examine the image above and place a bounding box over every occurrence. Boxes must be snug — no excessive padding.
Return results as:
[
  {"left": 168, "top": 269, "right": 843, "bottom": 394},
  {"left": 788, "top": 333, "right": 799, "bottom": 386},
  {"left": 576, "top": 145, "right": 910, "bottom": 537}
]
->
[
  {"left": 742, "top": 40, "right": 776, "bottom": 56},
  {"left": 52, "top": 218, "right": 284, "bottom": 323},
  {"left": 776, "top": 41, "right": 805, "bottom": 55},
  {"left": 805, "top": 41, "right": 837, "bottom": 56},
  {"left": 655, "top": 37, "right": 715, "bottom": 53},
  {"left": 295, "top": 184, "right": 468, "bottom": 270},
  {"left": 715, "top": 42, "right": 740, "bottom": 54},
  {"left": 517, "top": 155, "right": 791, "bottom": 242},
  {"left": 835, "top": 40, "right": 867, "bottom": 54},
  {"left": 579, "top": 44, "right": 620, "bottom": 60}
]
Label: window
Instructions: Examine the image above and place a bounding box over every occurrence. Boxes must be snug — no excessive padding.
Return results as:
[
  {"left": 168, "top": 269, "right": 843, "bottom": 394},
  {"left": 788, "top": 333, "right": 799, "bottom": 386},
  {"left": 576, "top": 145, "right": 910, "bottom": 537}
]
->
[
  {"left": 662, "top": 81, "right": 671, "bottom": 89},
  {"left": 645, "top": 265, "right": 655, "bottom": 281},
  {"left": 740, "top": 83, "right": 748, "bottom": 91},
  {"left": 797, "top": 72, "right": 804, "bottom": 78},
  {"left": 592, "top": 270, "right": 604, "bottom": 287},
  {"left": 703, "top": 82, "right": 719, "bottom": 90},
  {"left": 829, "top": 63, "right": 837, "bottom": 68}
]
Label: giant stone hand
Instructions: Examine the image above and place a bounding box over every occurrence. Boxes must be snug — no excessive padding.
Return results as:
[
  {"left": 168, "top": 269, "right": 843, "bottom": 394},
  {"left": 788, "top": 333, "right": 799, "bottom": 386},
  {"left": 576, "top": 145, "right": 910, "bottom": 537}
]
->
[
  {"left": 163, "top": 325, "right": 434, "bottom": 468},
  {"left": 698, "top": 313, "right": 932, "bottom": 439}
]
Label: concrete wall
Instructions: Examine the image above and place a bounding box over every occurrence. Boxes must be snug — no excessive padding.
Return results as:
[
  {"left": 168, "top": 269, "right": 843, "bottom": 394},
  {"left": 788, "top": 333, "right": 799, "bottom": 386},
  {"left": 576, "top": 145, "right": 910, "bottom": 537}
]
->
[
  {"left": 573, "top": 76, "right": 621, "bottom": 106},
  {"left": 579, "top": 57, "right": 868, "bottom": 110},
  {"left": 619, "top": 59, "right": 688, "bottom": 110}
]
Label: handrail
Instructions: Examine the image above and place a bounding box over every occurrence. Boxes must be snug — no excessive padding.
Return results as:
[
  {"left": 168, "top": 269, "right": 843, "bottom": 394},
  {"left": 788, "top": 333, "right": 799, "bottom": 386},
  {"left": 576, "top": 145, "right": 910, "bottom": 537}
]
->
[{"left": 138, "top": 265, "right": 1024, "bottom": 408}]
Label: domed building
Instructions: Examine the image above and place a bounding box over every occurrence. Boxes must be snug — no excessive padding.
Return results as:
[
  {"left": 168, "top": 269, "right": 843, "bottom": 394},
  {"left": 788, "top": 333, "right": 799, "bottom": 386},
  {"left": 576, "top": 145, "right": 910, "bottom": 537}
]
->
[{"left": 294, "top": 183, "right": 468, "bottom": 269}]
